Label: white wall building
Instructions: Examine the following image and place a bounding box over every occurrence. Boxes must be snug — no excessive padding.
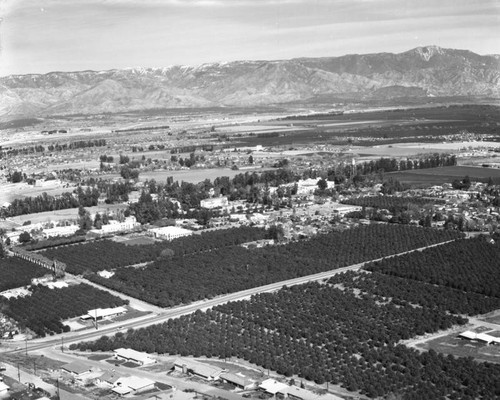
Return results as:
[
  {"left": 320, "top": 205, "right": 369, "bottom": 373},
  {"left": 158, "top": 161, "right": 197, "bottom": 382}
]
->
[
  {"left": 89, "top": 216, "right": 140, "bottom": 236},
  {"left": 148, "top": 226, "right": 193, "bottom": 241},
  {"left": 42, "top": 225, "right": 79, "bottom": 238},
  {"left": 200, "top": 196, "right": 229, "bottom": 209},
  {"left": 114, "top": 348, "right": 156, "bottom": 366}
]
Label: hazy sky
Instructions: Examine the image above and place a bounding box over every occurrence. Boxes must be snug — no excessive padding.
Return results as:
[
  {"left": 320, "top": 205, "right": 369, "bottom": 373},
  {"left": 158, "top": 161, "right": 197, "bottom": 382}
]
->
[{"left": 0, "top": 0, "right": 499, "bottom": 76}]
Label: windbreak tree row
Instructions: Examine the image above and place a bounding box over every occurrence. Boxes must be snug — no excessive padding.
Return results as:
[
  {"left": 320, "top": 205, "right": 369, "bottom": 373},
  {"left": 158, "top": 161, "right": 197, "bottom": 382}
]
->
[{"left": 341, "top": 195, "right": 445, "bottom": 213}]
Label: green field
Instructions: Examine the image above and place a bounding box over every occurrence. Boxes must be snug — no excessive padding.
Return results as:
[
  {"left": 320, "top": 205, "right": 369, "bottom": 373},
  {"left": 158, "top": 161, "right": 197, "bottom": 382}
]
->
[{"left": 387, "top": 165, "right": 500, "bottom": 187}]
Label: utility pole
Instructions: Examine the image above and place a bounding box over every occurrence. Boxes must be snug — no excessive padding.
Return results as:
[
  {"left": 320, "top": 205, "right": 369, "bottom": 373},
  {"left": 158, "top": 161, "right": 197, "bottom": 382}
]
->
[
  {"left": 17, "top": 363, "right": 20, "bottom": 381},
  {"left": 25, "top": 338, "right": 28, "bottom": 357},
  {"left": 56, "top": 378, "right": 60, "bottom": 400},
  {"left": 61, "top": 336, "right": 64, "bottom": 352},
  {"left": 33, "top": 359, "right": 36, "bottom": 376}
]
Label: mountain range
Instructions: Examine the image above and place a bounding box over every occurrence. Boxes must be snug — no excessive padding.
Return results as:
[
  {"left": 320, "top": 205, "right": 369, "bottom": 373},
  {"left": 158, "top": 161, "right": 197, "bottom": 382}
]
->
[{"left": 1, "top": 46, "right": 499, "bottom": 118}]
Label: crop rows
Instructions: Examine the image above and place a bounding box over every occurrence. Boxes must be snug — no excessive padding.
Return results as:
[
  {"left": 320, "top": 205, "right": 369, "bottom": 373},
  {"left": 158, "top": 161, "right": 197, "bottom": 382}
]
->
[
  {"left": 364, "top": 237, "right": 500, "bottom": 298},
  {"left": 0, "top": 257, "right": 48, "bottom": 292},
  {"left": 90, "top": 224, "right": 462, "bottom": 307},
  {"left": 331, "top": 270, "right": 500, "bottom": 316},
  {"left": 341, "top": 195, "right": 445, "bottom": 213},
  {"left": 76, "top": 270, "right": 499, "bottom": 399},
  {"left": 40, "top": 226, "right": 267, "bottom": 274},
  {"left": 0, "top": 283, "right": 128, "bottom": 337}
]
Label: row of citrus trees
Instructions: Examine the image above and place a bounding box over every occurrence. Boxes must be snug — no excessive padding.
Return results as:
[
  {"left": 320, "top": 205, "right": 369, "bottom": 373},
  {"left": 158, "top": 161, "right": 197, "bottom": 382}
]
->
[
  {"left": 0, "top": 257, "right": 47, "bottom": 292},
  {"left": 74, "top": 268, "right": 499, "bottom": 399},
  {"left": 40, "top": 226, "right": 267, "bottom": 274},
  {"left": 0, "top": 283, "right": 127, "bottom": 337},
  {"left": 89, "top": 224, "right": 462, "bottom": 307}
]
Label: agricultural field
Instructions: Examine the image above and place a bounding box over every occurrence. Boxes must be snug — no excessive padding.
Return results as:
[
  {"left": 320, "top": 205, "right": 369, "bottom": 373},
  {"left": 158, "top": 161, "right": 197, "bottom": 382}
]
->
[
  {"left": 387, "top": 165, "right": 500, "bottom": 186},
  {"left": 0, "top": 257, "right": 49, "bottom": 292},
  {"left": 0, "top": 283, "right": 128, "bottom": 337},
  {"left": 40, "top": 226, "right": 268, "bottom": 274},
  {"left": 341, "top": 195, "right": 446, "bottom": 213},
  {"left": 364, "top": 237, "right": 500, "bottom": 298},
  {"left": 234, "top": 105, "right": 500, "bottom": 148},
  {"left": 76, "top": 267, "right": 500, "bottom": 399},
  {"left": 89, "top": 224, "right": 461, "bottom": 307}
]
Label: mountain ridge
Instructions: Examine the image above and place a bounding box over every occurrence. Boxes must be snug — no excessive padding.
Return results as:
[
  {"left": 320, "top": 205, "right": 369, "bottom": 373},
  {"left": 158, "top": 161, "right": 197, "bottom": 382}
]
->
[{"left": 1, "top": 46, "right": 499, "bottom": 118}]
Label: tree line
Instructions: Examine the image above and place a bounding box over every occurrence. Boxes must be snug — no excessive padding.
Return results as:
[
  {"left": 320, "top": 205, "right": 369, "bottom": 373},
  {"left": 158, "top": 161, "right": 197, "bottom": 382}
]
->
[{"left": 0, "top": 139, "right": 106, "bottom": 158}]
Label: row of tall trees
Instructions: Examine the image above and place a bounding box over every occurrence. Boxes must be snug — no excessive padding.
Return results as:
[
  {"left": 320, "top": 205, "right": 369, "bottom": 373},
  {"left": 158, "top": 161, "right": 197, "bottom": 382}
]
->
[{"left": 0, "top": 139, "right": 106, "bottom": 158}]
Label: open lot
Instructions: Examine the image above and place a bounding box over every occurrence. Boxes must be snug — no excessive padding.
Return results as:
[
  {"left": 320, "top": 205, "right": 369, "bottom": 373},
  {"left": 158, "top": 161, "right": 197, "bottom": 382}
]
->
[
  {"left": 137, "top": 167, "right": 269, "bottom": 184},
  {"left": 4, "top": 203, "right": 128, "bottom": 226},
  {"left": 0, "top": 181, "right": 75, "bottom": 205}
]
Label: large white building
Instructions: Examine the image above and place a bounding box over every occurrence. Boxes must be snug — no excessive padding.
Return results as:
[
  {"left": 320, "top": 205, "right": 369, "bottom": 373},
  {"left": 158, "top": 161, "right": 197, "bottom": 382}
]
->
[
  {"left": 330, "top": 202, "right": 363, "bottom": 216},
  {"left": 114, "top": 348, "right": 156, "bottom": 366},
  {"left": 42, "top": 225, "right": 79, "bottom": 238},
  {"left": 148, "top": 226, "right": 193, "bottom": 241},
  {"left": 81, "top": 306, "right": 127, "bottom": 321},
  {"left": 89, "top": 216, "right": 140, "bottom": 236},
  {"left": 200, "top": 196, "right": 229, "bottom": 209}
]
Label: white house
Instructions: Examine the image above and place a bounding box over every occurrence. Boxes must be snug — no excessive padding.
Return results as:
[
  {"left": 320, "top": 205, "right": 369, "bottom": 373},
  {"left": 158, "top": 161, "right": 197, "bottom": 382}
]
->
[
  {"left": 95, "top": 370, "right": 128, "bottom": 388},
  {"left": 61, "top": 361, "right": 93, "bottom": 379},
  {"left": 42, "top": 225, "right": 79, "bottom": 238},
  {"left": 112, "top": 376, "right": 155, "bottom": 396},
  {"left": 148, "top": 226, "right": 193, "bottom": 241},
  {"left": 81, "top": 306, "right": 127, "bottom": 321},
  {"left": 173, "top": 358, "right": 225, "bottom": 381},
  {"left": 114, "top": 348, "right": 156, "bottom": 366},
  {"left": 259, "top": 379, "right": 289, "bottom": 395},
  {"left": 220, "top": 372, "right": 256, "bottom": 390}
]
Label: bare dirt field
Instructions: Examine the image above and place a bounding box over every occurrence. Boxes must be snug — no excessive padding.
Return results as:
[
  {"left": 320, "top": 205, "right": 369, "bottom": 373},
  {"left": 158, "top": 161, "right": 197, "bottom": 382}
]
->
[
  {"left": 5, "top": 203, "right": 128, "bottom": 226},
  {"left": 0, "top": 181, "right": 75, "bottom": 205}
]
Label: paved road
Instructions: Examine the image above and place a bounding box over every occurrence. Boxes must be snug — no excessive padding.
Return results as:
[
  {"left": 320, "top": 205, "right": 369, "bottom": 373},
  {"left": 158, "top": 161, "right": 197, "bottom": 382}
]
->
[
  {"left": 7, "top": 238, "right": 458, "bottom": 355},
  {"left": 0, "top": 238, "right": 458, "bottom": 400},
  {"left": 1, "top": 361, "right": 89, "bottom": 400}
]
